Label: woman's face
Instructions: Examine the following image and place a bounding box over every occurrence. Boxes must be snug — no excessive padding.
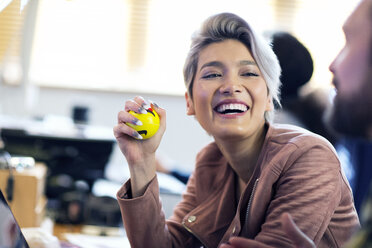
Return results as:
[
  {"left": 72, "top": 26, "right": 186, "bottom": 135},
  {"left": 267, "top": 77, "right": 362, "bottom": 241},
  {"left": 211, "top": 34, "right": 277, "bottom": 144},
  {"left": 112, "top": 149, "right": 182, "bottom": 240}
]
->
[{"left": 186, "top": 39, "right": 271, "bottom": 140}]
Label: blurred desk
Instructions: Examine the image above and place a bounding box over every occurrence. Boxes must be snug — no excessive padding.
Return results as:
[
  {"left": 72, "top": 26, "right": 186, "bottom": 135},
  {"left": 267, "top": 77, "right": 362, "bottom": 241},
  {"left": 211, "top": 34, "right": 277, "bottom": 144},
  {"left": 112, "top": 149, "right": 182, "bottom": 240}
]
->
[
  {"left": 53, "top": 224, "right": 130, "bottom": 248},
  {"left": 0, "top": 115, "right": 116, "bottom": 197},
  {"left": 53, "top": 224, "right": 82, "bottom": 241},
  {"left": 0, "top": 114, "right": 115, "bottom": 141}
]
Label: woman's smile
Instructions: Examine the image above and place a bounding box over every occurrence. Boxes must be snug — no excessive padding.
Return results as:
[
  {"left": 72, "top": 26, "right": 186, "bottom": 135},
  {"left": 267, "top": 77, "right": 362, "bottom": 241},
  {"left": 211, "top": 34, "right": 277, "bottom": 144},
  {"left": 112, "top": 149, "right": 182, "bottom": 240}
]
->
[{"left": 213, "top": 99, "right": 250, "bottom": 118}]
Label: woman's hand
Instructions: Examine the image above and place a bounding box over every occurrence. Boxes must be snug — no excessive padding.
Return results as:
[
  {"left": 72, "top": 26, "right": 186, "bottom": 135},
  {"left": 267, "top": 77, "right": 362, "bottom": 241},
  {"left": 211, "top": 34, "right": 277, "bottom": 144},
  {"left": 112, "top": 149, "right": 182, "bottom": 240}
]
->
[
  {"left": 113, "top": 96, "right": 166, "bottom": 197},
  {"left": 281, "top": 213, "right": 316, "bottom": 248},
  {"left": 219, "top": 213, "right": 316, "bottom": 248}
]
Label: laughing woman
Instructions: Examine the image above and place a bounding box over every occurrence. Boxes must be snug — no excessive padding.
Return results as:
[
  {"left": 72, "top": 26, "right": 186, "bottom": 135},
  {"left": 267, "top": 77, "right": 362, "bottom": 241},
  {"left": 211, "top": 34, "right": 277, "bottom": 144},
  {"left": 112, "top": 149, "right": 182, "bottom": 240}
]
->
[{"left": 113, "top": 13, "right": 359, "bottom": 248}]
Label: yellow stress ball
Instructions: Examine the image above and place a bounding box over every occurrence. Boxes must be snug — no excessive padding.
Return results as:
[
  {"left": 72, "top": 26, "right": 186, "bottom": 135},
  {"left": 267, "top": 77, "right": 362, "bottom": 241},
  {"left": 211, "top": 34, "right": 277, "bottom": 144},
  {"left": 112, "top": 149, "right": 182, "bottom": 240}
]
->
[{"left": 126, "top": 107, "right": 160, "bottom": 139}]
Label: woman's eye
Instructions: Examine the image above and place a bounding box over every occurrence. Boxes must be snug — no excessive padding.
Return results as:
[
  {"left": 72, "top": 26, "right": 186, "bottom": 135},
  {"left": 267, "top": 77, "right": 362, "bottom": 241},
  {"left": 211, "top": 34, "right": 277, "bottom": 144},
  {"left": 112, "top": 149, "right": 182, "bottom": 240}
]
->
[
  {"left": 202, "top": 73, "right": 221, "bottom": 79},
  {"left": 242, "top": 72, "right": 259, "bottom": 77}
]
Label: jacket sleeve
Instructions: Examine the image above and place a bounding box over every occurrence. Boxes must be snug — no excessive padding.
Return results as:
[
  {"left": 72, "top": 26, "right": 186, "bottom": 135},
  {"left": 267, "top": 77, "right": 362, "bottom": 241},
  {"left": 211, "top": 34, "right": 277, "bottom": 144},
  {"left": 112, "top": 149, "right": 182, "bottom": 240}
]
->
[
  {"left": 117, "top": 173, "right": 200, "bottom": 248},
  {"left": 252, "top": 141, "right": 359, "bottom": 247}
]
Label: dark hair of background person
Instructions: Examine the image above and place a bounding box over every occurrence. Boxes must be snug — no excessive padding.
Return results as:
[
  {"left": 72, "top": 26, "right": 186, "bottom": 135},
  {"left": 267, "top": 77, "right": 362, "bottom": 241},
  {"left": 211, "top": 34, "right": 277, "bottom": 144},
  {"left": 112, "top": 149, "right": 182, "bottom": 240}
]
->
[
  {"left": 271, "top": 31, "right": 339, "bottom": 145},
  {"left": 271, "top": 31, "right": 314, "bottom": 99}
]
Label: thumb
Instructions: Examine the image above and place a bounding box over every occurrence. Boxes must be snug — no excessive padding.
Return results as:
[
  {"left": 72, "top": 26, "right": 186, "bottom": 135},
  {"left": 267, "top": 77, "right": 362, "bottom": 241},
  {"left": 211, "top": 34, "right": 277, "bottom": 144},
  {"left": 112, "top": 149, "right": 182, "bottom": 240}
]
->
[
  {"left": 281, "top": 213, "right": 316, "bottom": 248},
  {"left": 150, "top": 101, "right": 166, "bottom": 134}
]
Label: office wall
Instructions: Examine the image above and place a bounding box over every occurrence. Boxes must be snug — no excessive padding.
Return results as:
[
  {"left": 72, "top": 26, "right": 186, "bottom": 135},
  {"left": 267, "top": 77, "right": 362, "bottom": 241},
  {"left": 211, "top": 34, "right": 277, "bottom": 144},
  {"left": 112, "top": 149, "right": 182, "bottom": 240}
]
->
[{"left": 0, "top": 83, "right": 213, "bottom": 177}]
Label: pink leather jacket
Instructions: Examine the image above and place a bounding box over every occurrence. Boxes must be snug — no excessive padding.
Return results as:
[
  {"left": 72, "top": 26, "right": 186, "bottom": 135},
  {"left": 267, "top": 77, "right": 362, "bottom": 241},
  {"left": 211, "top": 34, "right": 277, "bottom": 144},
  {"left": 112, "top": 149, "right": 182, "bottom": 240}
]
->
[{"left": 117, "top": 124, "right": 360, "bottom": 248}]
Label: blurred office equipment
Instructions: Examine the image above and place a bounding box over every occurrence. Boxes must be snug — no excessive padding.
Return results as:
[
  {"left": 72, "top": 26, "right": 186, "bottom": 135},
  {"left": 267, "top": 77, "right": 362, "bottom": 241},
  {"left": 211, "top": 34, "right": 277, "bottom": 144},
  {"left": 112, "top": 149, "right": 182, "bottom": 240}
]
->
[
  {"left": 0, "top": 115, "right": 116, "bottom": 226},
  {"left": 0, "top": 162, "right": 47, "bottom": 228},
  {"left": 72, "top": 105, "right": 89, "bottom": 125},
  {"left": 0, "top": 115, "right": 115, "bottom": 194}
]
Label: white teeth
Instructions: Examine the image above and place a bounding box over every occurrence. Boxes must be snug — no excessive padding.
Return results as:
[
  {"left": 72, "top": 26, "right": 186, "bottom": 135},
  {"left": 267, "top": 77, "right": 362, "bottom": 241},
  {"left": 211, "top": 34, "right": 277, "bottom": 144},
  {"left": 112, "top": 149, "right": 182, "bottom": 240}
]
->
[{"left": 217, "top": 103, "right": 248, "bottom": 113}]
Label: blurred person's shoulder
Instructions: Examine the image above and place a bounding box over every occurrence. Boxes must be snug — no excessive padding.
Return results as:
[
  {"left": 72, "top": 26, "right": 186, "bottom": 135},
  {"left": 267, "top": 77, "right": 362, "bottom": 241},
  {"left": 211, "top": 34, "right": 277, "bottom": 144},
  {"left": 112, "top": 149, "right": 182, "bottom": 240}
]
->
[
  {"left": 268, "top": 123, "right": 336, "bottom": 153},
  {"left": 265, "top": 123, "right": 340, "bottom": 171}
]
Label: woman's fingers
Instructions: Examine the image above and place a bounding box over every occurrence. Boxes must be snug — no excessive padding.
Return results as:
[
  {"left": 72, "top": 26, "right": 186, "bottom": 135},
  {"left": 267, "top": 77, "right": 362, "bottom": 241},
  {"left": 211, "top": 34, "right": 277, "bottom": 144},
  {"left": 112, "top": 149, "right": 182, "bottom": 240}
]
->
[
  {"left": 113, "top": 122, "right": 143, "bottom": 140},
  {"left": 134, "top": 95, "right": 147, "bottom": 107},
  {"left": 116, "top": 109, "right": 145, "bottom": 140},
  {"left": 124, "top": 99, "right": 147, "bottom": 114},
  {"left": 117, "top": 110, "right": 142, "bottom": 126},
  {"left": 116, "top": 96, "right": 165, "bottom": 141},
  {"left": 150, "top": 100, "right": 166, "bottom": 134},
  {"left": 281, "top": 213, "right": 316, "bottom": 248},
  {"left": 218, "top": 214, "right": 316, "bottom": 248},
  {"left": 222, "top": 237, "right": 273, "bottom": 248}
]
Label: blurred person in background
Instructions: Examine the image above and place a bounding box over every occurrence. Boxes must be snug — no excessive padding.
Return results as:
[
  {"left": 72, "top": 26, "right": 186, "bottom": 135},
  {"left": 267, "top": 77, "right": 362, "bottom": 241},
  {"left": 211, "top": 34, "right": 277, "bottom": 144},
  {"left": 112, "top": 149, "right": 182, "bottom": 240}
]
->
[
  {"left": 270, "top": 30, "right": 372, "bottom": 216},
  {"left": 271, "top": 31, "right": 338, "bottom": 145}
]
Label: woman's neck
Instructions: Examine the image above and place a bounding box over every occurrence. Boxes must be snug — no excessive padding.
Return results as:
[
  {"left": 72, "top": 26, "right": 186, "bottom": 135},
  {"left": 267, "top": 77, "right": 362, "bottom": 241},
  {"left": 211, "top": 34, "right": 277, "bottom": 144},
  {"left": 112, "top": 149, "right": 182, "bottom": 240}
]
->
[{"left": 215, "top": 123, "right": 268, "bottom": 183}]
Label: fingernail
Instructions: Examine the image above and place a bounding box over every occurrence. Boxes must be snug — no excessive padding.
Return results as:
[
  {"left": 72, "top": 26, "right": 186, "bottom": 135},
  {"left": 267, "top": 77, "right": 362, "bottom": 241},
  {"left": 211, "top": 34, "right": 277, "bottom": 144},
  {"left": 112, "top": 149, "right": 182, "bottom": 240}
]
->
[
  {"left": 138, "top": 107, "right": 147, "bottom": 114},
  {"left": 138, "top": 96, "right": 146, "bottom": 103},
  {"left": 149, "top": 100, "right": 159, "bottom": 109},
  {"left": 134, "top": 132, "right": 143, "bottom": 140},
  {"left": 133, "top": 119, "right": 143, "bottom": 126},
  {"left": 139, "top": 97, "right": 150, "bottom": 108},
  {"left": 143, "top": 103, "right": 151, "bottom": 110}
]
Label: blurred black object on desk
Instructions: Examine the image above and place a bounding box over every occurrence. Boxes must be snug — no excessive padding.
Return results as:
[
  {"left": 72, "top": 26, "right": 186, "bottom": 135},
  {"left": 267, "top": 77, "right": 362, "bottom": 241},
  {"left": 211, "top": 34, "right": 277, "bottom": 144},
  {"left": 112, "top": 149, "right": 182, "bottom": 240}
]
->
[
  {"left": 55, "top": 182, "right": 121, "bottom": 227},
  {"left": 72, "top": 105, "right": 89, "bottom": 125},
  {"left": 0, "top": 115, "right": 116, "bottom": 225}
]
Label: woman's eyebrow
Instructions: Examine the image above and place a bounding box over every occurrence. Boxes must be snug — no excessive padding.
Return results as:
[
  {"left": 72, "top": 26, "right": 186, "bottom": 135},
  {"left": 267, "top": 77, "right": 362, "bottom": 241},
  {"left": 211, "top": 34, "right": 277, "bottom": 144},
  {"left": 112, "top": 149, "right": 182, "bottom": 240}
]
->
[
  {"left": 199, "top": 61, "right": 224, "bottom": 71},
  {"left": 199, "top": 60, "right": 257, "bottom": 72},
  {"left": 239, "top": 60, "right": 257, "bottom": 66}
]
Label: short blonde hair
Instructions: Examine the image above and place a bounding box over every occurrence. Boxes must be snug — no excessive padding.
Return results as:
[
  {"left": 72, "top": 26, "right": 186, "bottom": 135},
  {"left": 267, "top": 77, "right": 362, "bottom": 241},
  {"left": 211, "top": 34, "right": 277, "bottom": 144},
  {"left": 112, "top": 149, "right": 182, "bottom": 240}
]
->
[{"left": 183, "top": 12, "right": 281, "bottom": 123}]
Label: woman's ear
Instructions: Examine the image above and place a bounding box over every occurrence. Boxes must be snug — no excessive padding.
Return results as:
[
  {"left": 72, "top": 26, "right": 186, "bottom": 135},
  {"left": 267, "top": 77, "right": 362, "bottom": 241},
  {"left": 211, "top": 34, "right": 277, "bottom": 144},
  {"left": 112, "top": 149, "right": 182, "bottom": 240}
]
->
[
  {"left": 185, "top": 92, "right": 195, "bottom": 115},
  {"left": 265, "top": 97, "right": 274, "bottom": 111}
]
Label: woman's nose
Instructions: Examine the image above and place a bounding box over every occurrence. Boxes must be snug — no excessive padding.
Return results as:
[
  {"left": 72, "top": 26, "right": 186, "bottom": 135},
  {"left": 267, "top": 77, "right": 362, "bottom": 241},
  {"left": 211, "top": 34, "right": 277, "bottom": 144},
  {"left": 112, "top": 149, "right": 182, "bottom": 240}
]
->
[{"left": 219, "top": 81, "right": 243, "bottom": 95}]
